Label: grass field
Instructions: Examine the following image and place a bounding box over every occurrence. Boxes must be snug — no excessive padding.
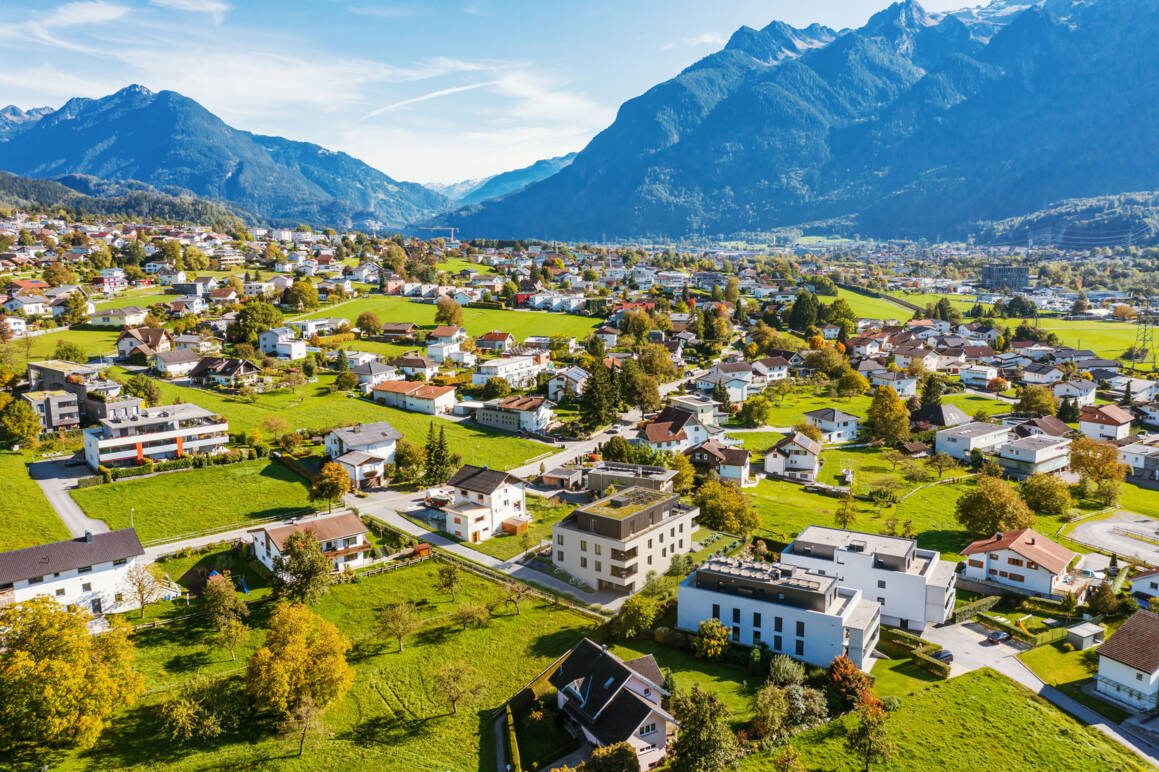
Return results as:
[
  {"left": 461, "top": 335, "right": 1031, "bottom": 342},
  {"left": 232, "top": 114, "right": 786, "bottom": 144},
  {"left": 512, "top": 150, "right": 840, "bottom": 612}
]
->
[
  {"left": 470, "top": 495, "right": 575, "bottom": 561},
  {"left": 437, "top": 257, "right": 497, "bottom": 274},
  {"left": 942, "top": 392, "right": 1012, "bottom": 417},
  {"left": 21, "top": 329, "right": 120, "bottom": 361},
  {"left": 298, "top": 296, "right": 601, "bottom": 342},
  {"left": 95, "top": 291, "right": 181, "bottom": 311},
  {"left": 132, "top": 371, "right": 549, "bottom": 470},
  {"left": 833, "top": 288, "right": 909, "bottom": 321},
  {"left": 0, "top": 451, "right": 69, "bottom": 551},
  {"left": 889, "top": 291, "right": 980, "bottom": 312},
  {"left": 69, "top": 459, "right": 315, "bottom": 542},
  {"left": 63, "top": 561, "right": 597, "bottom": 772},
  {"left": 742, "top": 668, "right": 1150, "bottom": 771},
  {"left": 1017, "top": 637, "right": 1133, "bottom": 724}
]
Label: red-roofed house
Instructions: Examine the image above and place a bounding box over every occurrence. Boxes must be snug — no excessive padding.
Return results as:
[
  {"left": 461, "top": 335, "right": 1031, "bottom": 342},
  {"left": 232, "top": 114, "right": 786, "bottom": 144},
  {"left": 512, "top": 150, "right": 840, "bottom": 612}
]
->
[
  {"left": 1079, "top": 405, "right": 1134, "bottom": 441},
  {"left": 962, "top": 528, "right": 1078, "bottom": 599}
]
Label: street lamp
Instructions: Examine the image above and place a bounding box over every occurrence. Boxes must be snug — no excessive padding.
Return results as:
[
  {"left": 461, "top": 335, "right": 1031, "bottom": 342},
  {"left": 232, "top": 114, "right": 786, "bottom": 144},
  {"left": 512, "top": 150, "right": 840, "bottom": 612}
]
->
[{"left": 130, "top": 507, "right": 135, "bottom": 529}]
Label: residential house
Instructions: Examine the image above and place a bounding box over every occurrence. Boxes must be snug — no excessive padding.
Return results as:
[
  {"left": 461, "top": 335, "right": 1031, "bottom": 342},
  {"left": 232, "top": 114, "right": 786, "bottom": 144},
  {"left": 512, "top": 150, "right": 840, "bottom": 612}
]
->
[
  {"left": 764, "top": 432, "right": 822, "bottom": 482},
  {"left": 1095, "top": 610, "right": 1159, "bottom": 711},
  {"left": 1054, "top": 379, "right": 1097, "bottom": 407},
  {"left": 587, "top": 461, "right": 677, "bottom": 494},
  {"left": 21, "top": 390, "right": 81, "bottom": 432},
  {"left": 82, "top": 403, "right": 229, "bottom": 470},
  {"left": 253, "top": 513, "right": 372, "bottom": 574},
  {"left": 553, "top": 487, "right": 698, "bottom": 593},
  {"left": 752, "top": 356, "right": 791, "bottom": 383},
  {"left": 151, "top": 348, "right": 201, "bottom": 378},
  {"left": 594, "top": 326, "right": 620, "bottom": 348},
  {"left": 4, "top": 294, "right": 49, "bottom": 316},
  {"left": 350, "top": 361, "right": 400, "bottom": 388},
  {"left": 472, "top": 355, "right": 541, "bottom": 389},
  {"left": 548, "top": 639, "right": 677, "bottom": 771},
  {"left": 428, "top": 325, "right": 467, "bottom": 345},
  {"left": 960, "top": 364, "right": 999, "bottom": 389},
  {"left": 116, "top": 327, "right": 173, "bottom": 359},
  {"left": 187, "top": 357, "right": 261, "bottom": 388},
  {"left": 172, "top": 334, "right": 221, "bottom": 355},
  {"left": 1022, "top": 363, "right": 1065, "bottom": 386},
  {"left": 870, "top": 372, "right": 918, "bottom": 398},
  {"left": 961, "top": 529, "right": 1079, "bottom": 599},
  {"left": 911, "top": 403, "right": 970, "bottom": 431},
  {"left": 476, "top": 330, "right": 515, "bottom": 352},
  {"left": 476, "top": 395, "right": 554, "bottom": 433},
  {"left": 997, "top": 435, "right": 1071, "bottom": 480},
  {"left": 684, "top": 439, "right": 751, "bottom": 485},
  {"left": 258, "top": 327, "right": 306, "bottom": 360},
  {"left": 371, "top": 381, "right": 457, "bottom": 414},
  {"left": 380, "top": 322, "right": 419, "bottom": 340},
  {"left": 90, "top": 306, "right": 147, "bottom": 328},
  {"left": 325, "top": 421, "right": 400, "bottom": 464},
  {"left": 0, "top": 529, "right": 146, "bottom": 616},
  {"left": 934, "top": 422, "right": 1010, "bottom": 461},
  {"left": 803, "top": 408, "right": 861, "bottom": 444},
  {"left": 1131, "top": 569, "right": 1159, "bottom": 603},
  {"left": 1079, "top": 405, "right": 1134, "bottom": 441},
  {"left": 442, "top": 465, "right": 527, "bottom": 544},
  {"left": 391, "top": 353, "right": 440, "bottom": 380},
  {"left": 50, "top": 294, "right": 95, "bottom": 320},
  {"left": 677, "top": 556, "right": 880, "bottom": 671},
  {"left": 1012, "top": 415, "right": 1072, "bottom": 439},
  {"left": 548, "top": 366, "right": 589, "bottom": 402},
  {"left": 781, "top": 526, "right": 956, "bottom": 629}
]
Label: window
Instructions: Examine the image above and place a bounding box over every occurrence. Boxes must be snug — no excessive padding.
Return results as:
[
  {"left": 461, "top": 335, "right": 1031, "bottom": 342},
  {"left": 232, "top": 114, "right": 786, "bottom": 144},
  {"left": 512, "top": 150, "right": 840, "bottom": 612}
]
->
[
  {"left": 774, "top": 617, "right": 783, "bottom": 633},
  {"left": 640, "top": 722, "right": 657, "bottom": 735},
  {"left": 556, "top": 535, "right": 563, "bottom": 545},
  {"left": 712, "top": 604, "right": 720, "bottom": 620},
  {"left": 594, "top": 544, "right": 602, "bottom": 555},
  {"left": 55, "top": 588, "right": 65, "bottom": 596},
  {"left": 774, "top": 635, "right": 782, "bottom": 651},
  {"left": 647, "top": 556, "right": 652, "bottom": 565},
  {"left": 1007, "top": 557, "right": 1023, "bottom": 567},
  {"left": 580, "top": 540, "right": 588, "bottom": 552},
  {"left": 557, "top": 550, "right": 564, "bottom": 561},
  {"left": 753, "top": 631, "right": 761, "bottom": 646},
  {"left": 796, "top": 621, "right": 805, "bottom": 637},
  {"left": 795, "top": 640, "right": 804, "bottom": 656},
  {"left": 113, "top": 558, "right": 127, "bottom": 566},
  {"left": 115, "top": 593, "right": 123, "bottom": 603},
  {"left": 732, "top": 608, "right": 740, "bottom": 623},
  {"left": 877, "top": 597, "right": 885, "bottom": 604},
  {"left": 753, "top": 612, "right": 762, "bottom": 627},
  {"left": 731, "top": 625, "right": 740, "bottom": 641},
  {"left": 81, "top": 583, "right": 91, "bottom": 592},
  {"left": 1137, "top": 673, "right": 1145, "bottom": 682},
  {"left": 989, "top": 552, "right": 999, "bottom": 559},
  {"left": 999, "top": 571, "right": 1008, "bottom": 578},
  {"left": 580, "top": 557, "right": 587, "bottom": 569},
  {"left": 595, "top": 561, "right": 602, "bottom": 573},
  {"left": 968, "top": 559, "right": 983, "bottom": 568},
  {"left": 26, "top": 576, "right": 43, "bottom": 585},
  {"left": 1008, "top": 573, "right": 1024, "bottom": 583},
  {"left": 988, "top": 568, "right": 997, "bottom": 575},
  {"left": 1028, "top": 561, "right": 1038, "bottom": 570},
  {"left": 877, "top": 580, "right": 886, "bottom": 589}
]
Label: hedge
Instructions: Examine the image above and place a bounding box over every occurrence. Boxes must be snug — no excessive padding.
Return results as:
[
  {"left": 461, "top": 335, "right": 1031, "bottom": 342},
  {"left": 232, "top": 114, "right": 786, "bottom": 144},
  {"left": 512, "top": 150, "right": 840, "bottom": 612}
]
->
[
  {"left": 92, "top": 449, "right": 255, "bottom": 484},
  {"left": 505, "top": 704, "right": 522, "bottom": 772},
  {"left": 953, "top": 594, "right": 1002, "bottom": 623},
  {"left": 75, "top": 475, "right": 104, "bottom": 489},
  {"left": 317, "top": 332, "right": 356, "bottom": 346},
  {"left": 878, "top": 627, "right": 950, "bottom": 678}
]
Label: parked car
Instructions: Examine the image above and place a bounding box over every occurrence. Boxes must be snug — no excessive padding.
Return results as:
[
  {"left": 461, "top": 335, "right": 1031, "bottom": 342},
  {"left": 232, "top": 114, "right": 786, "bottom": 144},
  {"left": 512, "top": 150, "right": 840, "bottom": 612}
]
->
[
  {"left": 1107, "top": 564, "right": 1121, "bottom": 577},
  {"left": 987, "top": 630, "right": 1011, "bottom": 644},
  {"left": 931, "top": 649, "right": 953, "bottom": 663}
]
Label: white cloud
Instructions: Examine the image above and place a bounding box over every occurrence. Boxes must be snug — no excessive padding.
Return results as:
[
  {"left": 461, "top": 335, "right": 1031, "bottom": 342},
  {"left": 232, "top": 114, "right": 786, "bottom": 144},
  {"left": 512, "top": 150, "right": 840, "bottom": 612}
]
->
[
  {"left": 347, "top": 4, "right": 419, "bottom": 18},
  {"left": 362, "top": 81, "right": 499, "bottom": 118},
  {"left": 662, "top": 31, "right": 726, "bottom": 51},
  {"left": 36, "top": 1, "right": 129, "bottom": 28},
  {"left": 149, "top": 0, "right": 231, "bottom": 24}
]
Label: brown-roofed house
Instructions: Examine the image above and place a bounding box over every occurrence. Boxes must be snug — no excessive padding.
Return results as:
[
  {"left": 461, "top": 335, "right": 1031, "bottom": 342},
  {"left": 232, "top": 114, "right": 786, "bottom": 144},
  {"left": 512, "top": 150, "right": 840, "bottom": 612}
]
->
[
  {"left": 252, "top": 512, "right": 372, "bottom": 574},
  {"left": 961, "top": 528, "right": 1077, "bottom": 598},
  {"left": 1094, "top": 610, "right": 1159, "bottom": 710}
]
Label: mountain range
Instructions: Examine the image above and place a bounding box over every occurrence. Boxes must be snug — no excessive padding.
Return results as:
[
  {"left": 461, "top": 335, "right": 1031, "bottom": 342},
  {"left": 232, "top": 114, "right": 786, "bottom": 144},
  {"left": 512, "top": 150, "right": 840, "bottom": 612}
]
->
[
  {"left": 443, "top": 0, "right": 1159, "bottom": 241},
  {"left": 0, "top": 85, "right": 450, "bottom": 230},
  {"left": 429, "top": 153, "right": 577, "bottom": 206}
]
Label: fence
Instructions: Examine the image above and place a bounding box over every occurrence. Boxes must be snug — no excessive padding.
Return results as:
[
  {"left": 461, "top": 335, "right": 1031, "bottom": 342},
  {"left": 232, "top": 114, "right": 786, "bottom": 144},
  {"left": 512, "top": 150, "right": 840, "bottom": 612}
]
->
[
  {"left": 141, "top": 509, "right": 316, "bottom": 548},
  {"left": 357, "top": 555, "right": 430, "bottom": 577}
]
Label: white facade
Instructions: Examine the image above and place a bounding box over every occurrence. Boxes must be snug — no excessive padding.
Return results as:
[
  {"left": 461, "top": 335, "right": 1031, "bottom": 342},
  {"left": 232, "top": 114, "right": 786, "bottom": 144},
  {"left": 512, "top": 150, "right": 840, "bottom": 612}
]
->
[
  {"left": 1054, "top": 380, "right": 1096, "bottom": 407},
  {"left": 934, "top": 422, "right": 1010, "bottom": 461},
  {"left": 443, "top": 468, "right": 527, "bottom": 543},
  {"left": 253, "top": 513, "right": 373, "bottom": 575},
  {"left": 471, "top": 355, "right": 542, "bottom": 388},
  {"left": 963, "top": 547, "right": 1069, "bottom": 597},
  {"left": 324, "top": 422, "right": 400, "bottom": 464},
  {"left": 82, "top": 403, "right": 229, "bottom": 470},
  {"left": 1097, "top": 657, "right": 1159, "bottom": 712},
  {"left": 804, "top": 410, "right": 861, "bottom": 443},
  {"left": 960, "top": 364, "right": 998, "bottom": 389}
]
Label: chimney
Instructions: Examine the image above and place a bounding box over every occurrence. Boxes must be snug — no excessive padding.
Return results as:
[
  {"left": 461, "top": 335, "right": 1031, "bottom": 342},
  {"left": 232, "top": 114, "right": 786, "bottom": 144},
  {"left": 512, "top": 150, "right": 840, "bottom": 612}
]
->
[
  {"left": 85, "top": 531, "right": 94, "bottom": 542},
  {"left": 993, "top": 532, "right": 1002, "bottom": 541}
]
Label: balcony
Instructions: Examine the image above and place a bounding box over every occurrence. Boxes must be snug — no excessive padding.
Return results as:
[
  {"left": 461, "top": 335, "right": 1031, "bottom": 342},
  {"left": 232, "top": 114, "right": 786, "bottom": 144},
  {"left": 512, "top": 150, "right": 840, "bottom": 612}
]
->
[
  {"left": 610, "top": 563, "right": 638, "bottom": 580},
  {"left": 610, "top": 546, "right": 637, "bottom": 563}
]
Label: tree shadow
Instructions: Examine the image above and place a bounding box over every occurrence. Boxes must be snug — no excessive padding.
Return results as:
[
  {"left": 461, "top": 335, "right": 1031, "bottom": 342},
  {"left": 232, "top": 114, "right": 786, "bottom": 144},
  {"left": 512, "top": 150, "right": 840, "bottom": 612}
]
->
[
  {"left": 166, "top": 650, "right": 212, "bottom": 673},
  {"left": 530, "top": 627, "right": 594, "bottom": 658},
  {"left": 915, "top": 528, "right": 969, "bottom": 555},
  {"left": 414, "top": 624, "right": 453, "bottom": 647}
]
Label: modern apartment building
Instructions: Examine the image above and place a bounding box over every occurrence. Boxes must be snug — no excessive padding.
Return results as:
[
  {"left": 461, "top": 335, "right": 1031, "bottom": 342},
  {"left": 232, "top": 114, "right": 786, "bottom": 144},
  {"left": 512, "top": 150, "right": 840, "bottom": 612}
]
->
[
  {"left": 997, "top": 435, "right": 1071, "bottom": 479},
  {"left": 934, "top": 421, "right": 1010, "bottom": 461},
  {"left": 22, "top": 390, "right": 81, "bottom": 432},
  {"left": 677, "top": 556, "right": 881, "bottom": 671},
  {"left": 471, "top": 355, "right": 542, "bottom": 388},
  {"left": 82, "top": 403, "right": 229, "bottom": 469},
  {"left": 781, "top": 526, "right": 956, "bottom": 629},
  {"left": 980, "top": 263, "right": 1029, "bottom": 291},
  {"left": 587, "top": 461, "right": 677, "bottom": 494},
  {"left": 552, "top": 487, "right": 698, "bottom": 594},
  {"left": 475, "top": 395, "right": 553, "bottom": 433}
]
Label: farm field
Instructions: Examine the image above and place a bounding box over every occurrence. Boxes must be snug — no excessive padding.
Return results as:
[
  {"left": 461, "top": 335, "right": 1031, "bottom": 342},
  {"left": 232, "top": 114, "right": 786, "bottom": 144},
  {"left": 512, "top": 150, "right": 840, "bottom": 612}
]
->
[
  {"left": 128, "top": 371, "right": 549, "bottom": 469},
  {"left": 0, "top": 451, "right": 69, "bottom": 551},
  {"left": 741, "top": 668, "right": 1149, "bottom": 771},
  {"left": 298, "top": 296, "right": 601, "bottom": 342},
  {"left": 69, "top": 459, "right": 314, "bottom": 543},
  {"left": 59, "top": 561, "right": 597, "bottom": 772}
]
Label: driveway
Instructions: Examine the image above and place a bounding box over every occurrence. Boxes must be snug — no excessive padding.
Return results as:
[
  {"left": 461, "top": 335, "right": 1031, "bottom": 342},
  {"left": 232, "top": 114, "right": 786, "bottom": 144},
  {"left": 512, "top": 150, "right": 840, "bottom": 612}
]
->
[
  {"left": 28, "top": 458, "right": 109, "bottom": 537},
  {"left": 1070, "top": 511, "right": 1159, "bottom": 566},
  {"left": 922, "top": 621, "right": 1027, "bottom": 676}
]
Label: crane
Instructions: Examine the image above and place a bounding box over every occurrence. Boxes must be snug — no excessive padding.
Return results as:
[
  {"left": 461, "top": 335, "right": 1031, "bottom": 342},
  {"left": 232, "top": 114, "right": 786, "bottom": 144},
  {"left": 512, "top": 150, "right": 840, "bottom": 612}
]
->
[{"left": 418, "top": 226, "right": 458, "bottom": 242}]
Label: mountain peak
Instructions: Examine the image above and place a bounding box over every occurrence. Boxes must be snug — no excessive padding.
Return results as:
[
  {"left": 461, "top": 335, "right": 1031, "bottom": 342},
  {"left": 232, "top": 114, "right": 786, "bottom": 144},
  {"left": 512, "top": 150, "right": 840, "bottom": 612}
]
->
[
  {"left": 864, "top": 0, "right": 934, "bottom": 37},
  {"left": 116, "top": 84, "right": 154, "bottom": 98},
  {"left": 724, "top": 20, "right": 836, "bottom": 64}
]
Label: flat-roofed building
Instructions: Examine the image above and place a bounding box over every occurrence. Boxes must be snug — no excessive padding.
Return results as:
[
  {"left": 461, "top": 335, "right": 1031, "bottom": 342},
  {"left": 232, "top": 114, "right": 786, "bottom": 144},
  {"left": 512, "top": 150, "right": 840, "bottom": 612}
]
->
[
  {"left": 998, "top": 435, "right": 1071, "bottom": 480},
  {"left": 781, "top": 526, "right": 956, "bottom": 629},
  {"left": 552, "top": 487, "right": 698, "bottom": 594},
  {"left": 82, "top": 403, "right": 229, "bottom": 469},
  {"left": 677, "top": 555, "right": 880, "bottom": 671},
  {"left": 587, "top": 461, "right": 677, "bottom": 494},
  {"left": 934, "top": 421, "right": 1010, "bottom": 461},
  {"left": 22, "top": 389, "right": 80, "bottom": 432}
]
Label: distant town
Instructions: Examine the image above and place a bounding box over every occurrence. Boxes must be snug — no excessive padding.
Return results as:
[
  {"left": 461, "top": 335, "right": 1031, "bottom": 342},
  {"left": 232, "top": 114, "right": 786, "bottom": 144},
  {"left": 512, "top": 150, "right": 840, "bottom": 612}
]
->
[{"left": 2, "top": 210, "right": 1159, "bottom": 771}]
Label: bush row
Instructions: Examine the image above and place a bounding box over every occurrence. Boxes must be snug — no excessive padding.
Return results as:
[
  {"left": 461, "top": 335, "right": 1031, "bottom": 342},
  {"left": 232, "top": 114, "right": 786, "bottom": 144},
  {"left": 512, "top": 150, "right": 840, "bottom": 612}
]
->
[
  {"left": 878, "top": 627, "right": 950, "bottom": 678},
  {"left": 953, "top": 594, "right": 1003, "bottom": 623},
  {"left": 505, "top": 704, "right": 522, "bottom": 772},
  {"left": 95, "top": 449, "right": 256, "bottom": 483}
]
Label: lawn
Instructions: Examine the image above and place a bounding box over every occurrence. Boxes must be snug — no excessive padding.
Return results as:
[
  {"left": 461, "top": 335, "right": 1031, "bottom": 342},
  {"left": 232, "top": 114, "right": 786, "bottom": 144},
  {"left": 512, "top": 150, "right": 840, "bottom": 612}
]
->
[
  {"left": 1018, "top": 640, "right": 1133, "bottom": 724},
  {"left": 437, "top": 256, "right": 498, "bottom": 274},
  {"left": 816, "top": 446, "right": 964, "bottom": 495},
  {"left": 833, "top": 288, "right": 908, "bottom": 320},
  {"left": 132, "top": 371, "right": 550, "bottom": 470},
  {"left": 0, "top": 451, "right": 69, "bottom": 551},
  {"left": 888, "top": 291, "right": 980, "bottom": 313},
  {"left": 69, "top": 459, "right": 315, "bottom": 543},
  {"left": 470, "top": 495, "right": 576, "bottom": 561},
  {"left": 64, "top": 560, "right": 598, "bottom": 772},
  {"left": 743, "top": 668, "right": 1150, "bottom": 771},
  {"left": 297, "top": 295, "right": 601, "bottom": 342},
  {"left": 868, "top": 653, "right": 942, "bottom": 699},
  {"left": 23, "top": 328, "right": 120, "bottom": 361},
  {"left": 755, "top": 391, "right": 874, "bottom": 429},
  {"left": 95, "top": 290, "right": 181, "bottom": 311},
  {"left": 942, "top": 392, "right": 1011, "bottom": 417}
]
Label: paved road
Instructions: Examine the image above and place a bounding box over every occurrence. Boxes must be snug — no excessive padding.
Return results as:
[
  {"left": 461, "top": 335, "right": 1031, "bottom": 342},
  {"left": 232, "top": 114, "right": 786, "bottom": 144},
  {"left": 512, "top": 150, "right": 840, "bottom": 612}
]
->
[
  {"left": 28, "top": 459, "right": 110, "bottom": 537},
  {"left": 1070, "top": 511, "right": 1159, "bottom": 566},
  {"left": 924, "top": 621, "right": 1159, "bottom": 767}
]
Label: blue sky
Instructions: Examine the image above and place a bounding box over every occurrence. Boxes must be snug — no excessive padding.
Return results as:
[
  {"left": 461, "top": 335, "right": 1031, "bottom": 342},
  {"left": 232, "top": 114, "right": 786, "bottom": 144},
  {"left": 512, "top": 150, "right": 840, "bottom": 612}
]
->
[{"left": 0, "top": 0, "right": 974, "bottom": 184}]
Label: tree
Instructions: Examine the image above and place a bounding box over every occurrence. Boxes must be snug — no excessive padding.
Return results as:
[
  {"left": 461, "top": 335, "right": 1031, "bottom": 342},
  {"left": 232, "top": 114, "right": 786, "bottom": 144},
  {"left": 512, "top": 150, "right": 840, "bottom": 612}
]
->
[
  {"left": 262, "top": 415, "right": 291, "bottom": 436},
  {"left": 845, "top": 698, "right": 896, "bottom": 771},
  {"left": 736, "top": 394, "right": 774, "bottom": 427},
  {"left": 920, "top": 375, "right": 944, "bottom": 408},
  {"left": 245, "top": 604, "right": 354, "bottom": 754},
  {"left": 422, "top": 424, "right": 454, "bottom": 486},
  {"left": 1058, "top": 396, "right": 1079, "bottom": 422},
  {"left": 925, "top": 452, "right": 955, "bottom": 479},
  {"left": 834, "top": 494, "right": 857, "bottom": 529},
  {"left": 437, "top": 561, "right": 461, "bottom": 601},
  {"left": 434, "top": 296, "right": 464, "bottom": 326},
  {"left": 788, "top": 291, "right": 818, "bottom": 331},
  {"left": 695, "top": 480, "right": 758, "bottom": 534},
  {"left": 453, "top": 603, "right": 489, "bottom": 629},
  {"left": 1017, "top": 385, "right": 1058, "bottom": 416},
  {"left": 482, "top": 376, "right": 511, "bottom": 400},
  {"left": 230, "top": 301, "right": 283, "bottom": 342},
  {"left": 284, "top": 280, "right": 319, "bottom": 309},
  {"left": 355, "top": 311, "right": 381, "bottom": 338},
  {"left": 836, "top": 370, "right": 870, "bottom": 398},
  {"left": 377, "top": 601, "right": 420, "bottom": 652},
  {"left": 863, "top": 386, "right": 910, "bottom": 444},
  {"left": 584, "top": 741, "right": 640, "bottom": 772},
  {"left": 601, "top": 435, "right": 634, "bottom": 463},
  {"left": 0, "top": 597, "right": 143, "bottom": 750},
  {"left": 161, "top": 675, "right": 234, "bottom": 743},
  {"left": 119, "top": 562, "right": 162, "bottom": 619},
  {"left": 204, "top": 573, "right": 249, "bottom": 659},
  {"left": 1021, "top": 473, "right": 1072, "bottom": 515},
  {"left": 59, "top": 291, "right": 91, "bottom": 325},
  {"left": 768, "top": 653, "right": 805, "bottom": 686},
  {"left": 430, "top": 662, "right": 484, "bottom": 715},
  {"left": 750, "top": 682, "right": 789, "bottom": 738},
  {"left": 669, "top": 685, "right": 738, "bottom": 772},
  {"left": 502, "top": 581, "right": 534, "bottom": 615},
  {"left": 1060, "top": 591, "right": 1079, "bottom": 619},
  {"left": 1071, "top": 437, "right": 1129, "bottom": 484},
  {"left": 53, "top": 339, "right": 87, "bottom": 362},
  {"left": 881, "top": 449, "right": 905, "bottom": 471},
  {"left": 672, "top": 453, "right": 695, "bottom": 495},
  {"left": 2, "top": 398, "right": 41, "bottom": 445},
  {"left": 611, "top": 593, "right": 661, "bottom": 639},
  {"left": 828, "top": 655, "right": 873, "bottom": 710},
  {"left": 711, "top": 380, "right": 732, "bottom": 413},
  {"left": 309, "top": 461, "right": 351, "bottom": 513},
  {"left": 580, "top": 363, "right": 616, "bottom": 430},
  {"left": 691, "top": 618, "right": 730, "bottom": 661},
  {"left": 772, "top": 745, "right": 806, "bottom": 772},
  {"left": 955, "top": 476, "right": 1035, "bottom": 536},
  {"left": 273, "top": 531, "right": 332, "bottom": 605},
  {"left": 1088, "top": 581, "right": 1120, "bottom": 616},
  {"left": 124, "top": 373, "right": 162, "bottom": 406},
  {"left": 43, "top": 262, "right": 78, "bottom": 287},
  {"left": 784, "top": 684, "right": 828, "bottom": 728}
]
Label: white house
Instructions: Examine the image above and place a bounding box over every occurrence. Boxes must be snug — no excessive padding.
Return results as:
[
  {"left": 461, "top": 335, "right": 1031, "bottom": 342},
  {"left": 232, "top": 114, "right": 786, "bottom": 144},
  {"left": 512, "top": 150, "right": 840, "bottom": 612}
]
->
[
  {"left": 961, "top": 529, "right": 1079, "bottom": 599},
  {"left": 677, "top": 556, "right": 881, "bottom": 671},
  {"left": 1079, "top": 405, "right": 1134, "bottom": 441},
  {"left": 870, "top": 372, "right": 918, "bottom": 398},
  {"left": 764, "top": 432, "right": 822, "bottom": 482},
  {"left": 782, "top": 526, "right": 956, "bottom": 629},
  {"left": 548, "top": 639, "right": 678, "bottom": 770},
  {"left": 752, "top": 356, "right": 791, "bottom": 383},
  {"left": 371, "top": 381, "right": 457, "bottom": 414},
  {"left": 391, "top": 354, "right": 440, "bottom": 380},
  {"left": 258, "top": 327, "right": 306, "bottom": 360},
  {"left": 325, "top": 421, "right": 401, "bottom": 464},
  {"left": 151, "top": 348, "right": 201, "bottom": 378},
  {"left": 934, "top": 422, "right": 1010, "bottom": 461},
  {"left": 476, "top": 395, "right": 553, "bottom": 433},
  {"left": 349, "top": 361, "right": 400, "bottom": 388},
  {"left": 1053, "top": 379, "right": 1096, "bottom": 407},
  {"left": 472, "top": 356, "right": 542, "bottom": 389},
  {"left": 960, "top": 364, "right": 999, "bottom": 389},
  {"left": 0, "top": 529, "right": 147, "bottom": 617},
  {"left": 997, "top": 435, "right": 1071, "bottom": 480},
  {"left": 1095, "top": 610, "right": 1159, "bottom": 711},
  {"left": 1132, "top": 568, "right": 1159, "bottom": 603},
  {"left": 1022, "top": 363, "right": 1064, "bottom": 385},
  {"left": 253, "top": 512, "right": 373, "bottom": 575},
  {"left": 442, "top": 465, "right": 527, "bottom": 544},
  {"left": 548, "top": 366, "right": 589, "bottom": 402},
  {"left": 803, "top": 408, "right": 861, "bottom": 444},
  {"left": 4, "top": 295, "right": 49, "bottom": 316}
]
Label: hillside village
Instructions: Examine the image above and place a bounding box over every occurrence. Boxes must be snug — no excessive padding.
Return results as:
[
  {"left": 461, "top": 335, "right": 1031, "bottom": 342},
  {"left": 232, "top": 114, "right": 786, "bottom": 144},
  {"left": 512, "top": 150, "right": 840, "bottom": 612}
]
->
[{"left": 4, "top": 211, "right": 1159, "bottom": 770}]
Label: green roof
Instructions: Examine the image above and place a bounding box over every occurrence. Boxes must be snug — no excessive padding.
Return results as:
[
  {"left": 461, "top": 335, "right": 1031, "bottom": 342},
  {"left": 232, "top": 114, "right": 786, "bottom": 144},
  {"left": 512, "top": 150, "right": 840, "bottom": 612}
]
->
[{"left": 579, "top": 487, "right": 670, "bottom": 520}]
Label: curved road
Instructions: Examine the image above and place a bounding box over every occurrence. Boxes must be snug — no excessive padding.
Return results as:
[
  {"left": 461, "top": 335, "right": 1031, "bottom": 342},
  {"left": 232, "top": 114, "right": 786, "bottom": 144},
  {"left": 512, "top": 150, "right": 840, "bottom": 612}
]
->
[{"left": 29, "top": 459, "right": 110, "bottom": 537}]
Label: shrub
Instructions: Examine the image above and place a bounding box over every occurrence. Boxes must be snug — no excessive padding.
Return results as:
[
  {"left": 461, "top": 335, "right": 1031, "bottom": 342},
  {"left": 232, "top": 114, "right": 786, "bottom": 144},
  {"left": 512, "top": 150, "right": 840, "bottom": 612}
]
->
[
  {"left": 881, "top": 695, "right": 902, "bottom": 712},
  {"left": 691, "top": 618, "right": 730, "bottom": 661},
  {"left": 768, "top": 653, "right": 806, "bottom": 686},
  {"left": 1061, "top": 642, "right": 1075, "bottom": 653}
]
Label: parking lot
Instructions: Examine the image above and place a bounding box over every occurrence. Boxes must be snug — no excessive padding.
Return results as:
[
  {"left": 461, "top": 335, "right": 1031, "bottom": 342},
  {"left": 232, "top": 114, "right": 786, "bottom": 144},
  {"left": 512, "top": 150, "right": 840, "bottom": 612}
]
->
[
  {"left": 921, "top": 621, "right": 1028, "bottom": 677},
  {"left": 1070, "top": 510, "right": 1159, "bottom": 566}
]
